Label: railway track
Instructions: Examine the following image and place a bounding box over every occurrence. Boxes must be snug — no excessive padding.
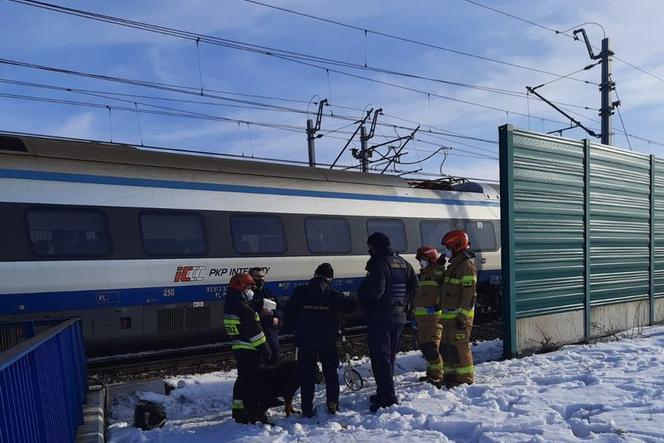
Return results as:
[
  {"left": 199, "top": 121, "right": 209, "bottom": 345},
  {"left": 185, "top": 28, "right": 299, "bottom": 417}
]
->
[
  {"left": 87, "top": 320, "right": 501, "bottom": 383},
  {"left": 88, "top": 326, "right": 369, "bottom": 378}
]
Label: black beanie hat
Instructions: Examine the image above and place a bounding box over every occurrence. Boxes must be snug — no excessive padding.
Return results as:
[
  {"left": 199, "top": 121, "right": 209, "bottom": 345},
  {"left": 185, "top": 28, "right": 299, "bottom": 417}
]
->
[
  {"left": 315, "top": 262, "right": 334, "bottom": 279},
  {"left": 367, "top": 232, "right": 390, "bottom": 247}
]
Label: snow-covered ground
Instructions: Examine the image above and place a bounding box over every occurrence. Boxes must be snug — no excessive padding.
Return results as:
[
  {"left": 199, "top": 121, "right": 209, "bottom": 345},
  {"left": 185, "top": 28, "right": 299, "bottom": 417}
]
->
[{"left": 107, "top": 327, "right": 664, "bottom": 442}]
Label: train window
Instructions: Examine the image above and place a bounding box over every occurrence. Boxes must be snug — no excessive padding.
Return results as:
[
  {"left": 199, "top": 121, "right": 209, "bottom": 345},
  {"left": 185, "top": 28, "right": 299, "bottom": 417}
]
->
[
  {"left": 140, "top": 212, "right": 208, "bottom": 257},
  {"left": 419, "top": 220, "right": 455, "bottom": 248},
  {"left": 26, "top": 208, "right": 111, "bottom": 258},
  {"left": 367, "top": 219, "right": 407, "bottom": 252},
  {"left": 305, "top": 217, "right": 351, "bottom": 254},
  {"left": 230, "top": 215, "right": 286, "bottom": 255},
  {"left": 465, "top": 220, "right": 497, "bottom": 251}
]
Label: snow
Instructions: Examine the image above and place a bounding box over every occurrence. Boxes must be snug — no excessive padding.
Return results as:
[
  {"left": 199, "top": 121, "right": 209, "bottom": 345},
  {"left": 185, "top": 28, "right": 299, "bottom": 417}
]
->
[{"left": 107, "top": 327, "right": 664, "bottom": 442}]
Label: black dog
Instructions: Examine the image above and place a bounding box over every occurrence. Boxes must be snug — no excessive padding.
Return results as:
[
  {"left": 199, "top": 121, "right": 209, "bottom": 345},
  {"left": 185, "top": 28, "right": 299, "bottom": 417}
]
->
[{"left": 244, "top": 359, "right": 300, "bottom": 423}]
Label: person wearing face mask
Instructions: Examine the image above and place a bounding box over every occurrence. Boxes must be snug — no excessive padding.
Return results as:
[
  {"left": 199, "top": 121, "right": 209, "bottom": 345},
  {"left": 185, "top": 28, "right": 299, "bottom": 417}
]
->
[
  {"left": 438, "top": 230, "right": 477, "bottom": 388},
  {"left": 223, "top": 272, "right": 272, "bottom": 423},
  {"left": 412, "top": 246, "right": 446, "bottom": 387},
  {"left": 249, "top": 267, "right": 282, "bottom": 365},
  {"left": 284, "top": 263, "right": 356, "bottom": 417},
  {"left": 359, "top": 232, "right": 418, "bottom": 412}
]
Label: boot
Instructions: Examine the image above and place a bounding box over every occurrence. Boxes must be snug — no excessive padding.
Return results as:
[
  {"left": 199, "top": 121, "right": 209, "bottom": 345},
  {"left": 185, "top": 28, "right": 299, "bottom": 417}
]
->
[
  {"left": 302, "top": 406, "right": 317, "bottom": 418},
  {"left": 232, "top": 409, "right": 248, "bottom": 424},
  {"left": 326, "top": 401, "right": 338, "bottom": 415}
]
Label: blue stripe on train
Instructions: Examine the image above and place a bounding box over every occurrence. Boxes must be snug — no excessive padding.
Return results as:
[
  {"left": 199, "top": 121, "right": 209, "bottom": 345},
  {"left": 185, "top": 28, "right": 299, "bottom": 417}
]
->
[
  {"left": 0, "top": 271, "right": 499, "bottom": 315},
  {"left": 0, "top": 168, "right": 500, "bottom": 207}
]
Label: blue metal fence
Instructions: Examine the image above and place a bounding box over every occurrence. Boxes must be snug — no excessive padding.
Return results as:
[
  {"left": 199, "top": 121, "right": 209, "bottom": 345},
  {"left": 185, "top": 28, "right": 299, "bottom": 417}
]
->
[{"left": 0, "top": 319, "right": 87, "bottom": 443}]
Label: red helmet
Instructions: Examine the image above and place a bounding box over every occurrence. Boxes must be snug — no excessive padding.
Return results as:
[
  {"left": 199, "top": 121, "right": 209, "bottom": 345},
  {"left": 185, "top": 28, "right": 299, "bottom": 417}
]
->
[
  {"left": 441, "top": 230, "right": 469, "bottom": 252},
  {"left": 229, "top": 272, "right": 255, "bottom": 291},
  {"left": 416, "top": 246, "right": 439, "bottom": 264}
]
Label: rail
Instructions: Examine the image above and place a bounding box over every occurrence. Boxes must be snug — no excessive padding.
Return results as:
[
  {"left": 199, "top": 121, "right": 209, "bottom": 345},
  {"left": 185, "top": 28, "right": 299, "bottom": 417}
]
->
[{"left": 0, "top": 319, "right": 88, "bottom": 443}]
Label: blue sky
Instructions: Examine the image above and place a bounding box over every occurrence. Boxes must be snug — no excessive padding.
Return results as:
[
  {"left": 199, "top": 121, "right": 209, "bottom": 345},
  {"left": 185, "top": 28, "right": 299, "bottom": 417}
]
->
[{"left": 2, "top": 0, "right": 664, "bottom": 181}]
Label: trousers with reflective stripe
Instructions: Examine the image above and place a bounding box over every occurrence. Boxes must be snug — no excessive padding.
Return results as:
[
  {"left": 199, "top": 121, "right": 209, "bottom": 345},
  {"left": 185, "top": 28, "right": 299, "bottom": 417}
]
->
[{"left": 439, "top": 318, "right": 474, "bottom": 385}]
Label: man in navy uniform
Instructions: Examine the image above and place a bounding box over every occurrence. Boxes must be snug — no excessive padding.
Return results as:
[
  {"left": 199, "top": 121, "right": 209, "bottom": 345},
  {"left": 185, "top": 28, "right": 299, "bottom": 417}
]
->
[
  {"left": 359, "top": 232, "right": 418, "bottom": 412},
  {"left": 284, "top": 263, "right": 355, "bottom": 417}
]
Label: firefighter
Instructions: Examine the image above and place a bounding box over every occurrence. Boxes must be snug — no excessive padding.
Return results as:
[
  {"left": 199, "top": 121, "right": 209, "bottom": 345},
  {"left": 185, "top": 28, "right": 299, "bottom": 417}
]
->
[
  {"left": 359, "top": 232, "right": 418, "bottom": 412},
  {"left": 438, "top": 230, "right": 477, "bottom": 388},
  {"left": 249, "top": 267, "right": 282, "bottom": 365},
  {"left": 223, "top": 272, "right": 271, "bottom": 423},
  {"left": 413, "top": 245, "right": 446, "bottom": 386},
  {"left": 284, "top": 263, "right": 355, "bottom": 417}
]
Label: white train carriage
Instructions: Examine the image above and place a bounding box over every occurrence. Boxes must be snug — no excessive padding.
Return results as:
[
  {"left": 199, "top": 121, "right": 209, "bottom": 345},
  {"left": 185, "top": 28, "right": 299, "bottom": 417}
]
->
[{"left": 0, "top": 133, "right": 501, "bottom": 355}]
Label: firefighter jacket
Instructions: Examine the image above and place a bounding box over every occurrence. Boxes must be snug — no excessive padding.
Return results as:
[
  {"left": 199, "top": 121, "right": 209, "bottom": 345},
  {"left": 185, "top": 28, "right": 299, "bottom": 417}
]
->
[
  {"left": 438, "top": 251, "right": 477, "bottom": 324},
  {"left": 223, "top": 287, "right": 271, "bottom": 361},
  {"left": 284, "top": 277, "right": 356, "bottom": 348},
  {"left": 359, "top": 246, "right": 419, "bottom": 325},
  {"left": 413, "top": 263, "right": 445, "bottom": 318}
]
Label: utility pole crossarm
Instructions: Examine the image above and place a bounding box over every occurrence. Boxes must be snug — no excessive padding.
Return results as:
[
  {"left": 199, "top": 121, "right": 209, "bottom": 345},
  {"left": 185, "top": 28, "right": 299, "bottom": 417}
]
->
[
  {"left": 573, "top": 28, "right": 615, "bottom": 145},
  {"left": 526, "top": 87, "right": 599, "bottom": 138},
  {"left": 329, "top": 108, "right": 373, "bottom": 170}
]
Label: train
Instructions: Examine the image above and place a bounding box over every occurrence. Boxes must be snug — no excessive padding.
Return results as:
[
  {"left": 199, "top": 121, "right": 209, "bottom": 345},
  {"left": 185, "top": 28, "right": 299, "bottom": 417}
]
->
[{"left": 0, "top": 132, "right": 501, "bottom": 356}]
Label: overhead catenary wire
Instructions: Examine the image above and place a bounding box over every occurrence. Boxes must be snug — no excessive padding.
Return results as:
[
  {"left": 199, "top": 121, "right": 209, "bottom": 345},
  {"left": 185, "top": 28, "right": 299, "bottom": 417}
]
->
[
  {"left": 5, "top": 58, "right": 662, "bottom": 153},
  {"left": 0, "top": 88, "right": 499, "bottom": 161},
  {"left": 6, "top": 0, "right": 664, "bottom": 163},
  {"left": 6, "top": 0, "right": 599, "bottom": 106},
  {"left": 461, "top": 0, "right": 664, "bottom": 85},
  {"left": 241, "top": 0, "right": 596, "bottom": 85},
  {"left": 0, "top": 65, "right": 509, "bottom": 146}
]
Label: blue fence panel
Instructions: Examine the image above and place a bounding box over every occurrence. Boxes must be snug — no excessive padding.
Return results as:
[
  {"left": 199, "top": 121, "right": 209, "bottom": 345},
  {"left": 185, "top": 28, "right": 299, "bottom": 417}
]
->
[{"left": 0, "top": 319, "right": 87, "bottom": 443}]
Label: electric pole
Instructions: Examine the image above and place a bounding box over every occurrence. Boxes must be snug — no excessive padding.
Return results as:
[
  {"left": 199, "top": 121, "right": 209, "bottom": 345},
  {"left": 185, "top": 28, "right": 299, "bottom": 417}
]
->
[
  {"left": 600, "top": 38, "right": 613, "bottom": 146},
  {"left": 359, "top": 125, "right": 369, "bottom": 172},
  {"left": 354, "top": 108, "right": 382, "bottom": 172},
  {"left": 574, "top": 29, "right": 617, "bottom": 146},
  {"left": 306, "top": 99, "right": 328, "bottom": 167}
]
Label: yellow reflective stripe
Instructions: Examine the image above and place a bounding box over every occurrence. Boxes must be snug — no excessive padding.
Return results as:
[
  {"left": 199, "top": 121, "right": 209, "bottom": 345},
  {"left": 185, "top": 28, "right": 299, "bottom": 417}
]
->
[
  {"left": 444, "top": 275, "right": 476, "bottom": 286},
  {"left": 414, "top": 307, "right": 441, "bottom": 316},
  {"left": 232, "top": 399, "right": 244, "bottom": 410},
  {"left": 249, "top": 332, "right": 265, "bottom": 343},
  {"left": 223, "top": 319, "right": 241, "bottom": 325},
  {"left": 439, "top": 312, "right": 457, "bottom": 319},
  {"left": 254, "top": 313, "right": 260, "bottom": 321},
  {"left": 252, "top": 335, "right": 267, "bottom": 347},
  {"left": 462, "top": 275, "right": 476, "bottom": 287},
  {"left": 419, "top": 280, "right": 439, "bottom": 287},
  {"left": 427, "top": 361, "right": 443, "bottom": 370},
  {"left": 443, "top": 366, "right": 456, "bottom": 373},
  {"left": 458, "top": 308, "right": 475, "bottom": 318},
  {"left": 456, "top": 365, "right": 474, "bottom": 375}
]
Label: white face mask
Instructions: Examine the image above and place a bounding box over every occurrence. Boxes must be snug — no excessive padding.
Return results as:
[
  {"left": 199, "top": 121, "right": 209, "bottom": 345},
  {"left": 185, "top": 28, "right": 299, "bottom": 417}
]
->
[
  {"left": 243, "top": 288, "right": 254, "bottom": 301},
  {"left": 418, "top": 259, "right": 429, "bottom": 269}
]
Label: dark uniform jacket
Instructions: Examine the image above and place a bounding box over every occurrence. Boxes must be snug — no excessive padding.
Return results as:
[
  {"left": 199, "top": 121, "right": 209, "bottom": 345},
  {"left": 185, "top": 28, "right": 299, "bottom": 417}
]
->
[
  {"left": 359, "top": 246, "right": 419, "bottom": 324},
  {"left": 284, "top": 277, "right": 356, "bottom": 348},
  {"left": 250, "top": 286, "right": 282, "bottom": 331},
  {"left": 223, "top": 287, "right": 271, "bottom": 362}
]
